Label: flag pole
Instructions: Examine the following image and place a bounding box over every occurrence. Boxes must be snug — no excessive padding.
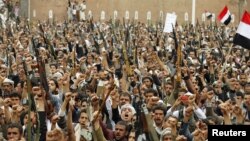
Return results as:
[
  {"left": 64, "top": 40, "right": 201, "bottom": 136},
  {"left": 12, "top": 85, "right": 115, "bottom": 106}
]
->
[{"left": 192, "top": 0, "right": 196, "bottom": 26}]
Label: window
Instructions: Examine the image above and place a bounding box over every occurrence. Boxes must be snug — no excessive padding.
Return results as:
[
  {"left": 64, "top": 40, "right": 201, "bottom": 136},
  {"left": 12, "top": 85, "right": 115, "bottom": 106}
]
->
[
  {"left": 114, "top": 10, "right": 118, "bottom": 19},
  {"left": 33, "top": 10, "right": 36, "bottom": 17},
  {"left": 49, "top": 10, "right": 53, "bottom": 19},
  {"left": 134, "top": 11, "right": 138, "bottom": 20},
  {"left": 185, "top": 12, "right": 188, "bottom": 22},
  {"left": 160, "top": 11, "right": 163, "bottom": 20},
  {"left": 147, "top": 11, "right": 151, "bottom": 20},
  {"left": 125, "top": 10, "right": 129, "bottom": 20},
  {"left": 101, "top": 11, "right": 105, "bottom": 20}
]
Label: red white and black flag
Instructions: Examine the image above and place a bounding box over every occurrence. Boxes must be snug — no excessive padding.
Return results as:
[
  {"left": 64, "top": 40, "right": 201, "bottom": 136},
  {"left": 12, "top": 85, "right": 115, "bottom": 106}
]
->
[
  {"left": 218, "top": 6, "right": 231, "bottom": 25},
  {"left": 233, "top": 11, "right": 250, "bottom": 50}
]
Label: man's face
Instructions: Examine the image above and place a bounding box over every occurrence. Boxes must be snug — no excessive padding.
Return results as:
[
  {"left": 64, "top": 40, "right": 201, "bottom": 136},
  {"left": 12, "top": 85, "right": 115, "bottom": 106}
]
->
[
  {"left": 247, "top": 60, "right": 250, "bottom": 67},
  {"left": 244, "top": 95, "right": 250, "bottom": 106},
  {"left": 132, "top": 87, "right": 139, "bottom": 95},
  {"left": 114, "top": 124, "right": 127, "bottom": 140},
  {"left": 17, "top": 65, "right": 26, "bottom": 81},
  {"left": 87, "top": 55, "right": 93, "bottom": 64},
  {"left": 240, "top": 74, "right": 247, "bottom": 86},
  {"left": 236, "top": 95, "right": 243, "bottom": 105},
  {"left": 0, "top": 69, "right": 7, "bottom": 77},
  {"left": 11, "top": 97, "right": 20, "bottom": 106},
  {"left": 163, "top": 135, "right": 173, "bottom": 141},
  {"left": 79, "top": 112, "right": 89, "bottom": 128},
  {"left": 143, "top": 78, "right": 152, "bottom": 88},
  {"left": 189, "top": 51, "right": 196, "bottom": 59},
  {"left": 32, "top": 86, "right": 42, "bottom": 97},
  {"left": 234, "top": 81, "right": 241, "bottom": 90},
  {"left": 128, "top": 131, "right": 136, "bottom": 141},
  {"left": 7, "top": 127, "right": 21, "bottom": 140},
  {"left": 50, "top": 66, "right": 57, "bottom": 74},
  {"left": 49, "top": 80, "right": 57, "bottom": 92},
  {"left": 163, "top": 116, "right": 177, "bottom": 129},
  {"left": 2, "top": 83, "right": 13, "bottom": 93},
  {"left": 15, "top": 83, "right": 22, "bottom": 94},
  {"left": 144, "top": 92, "right": 154, "bottom": 103},
  {"left": 80, "top": 101, "right": 87, "bottom": 111},
  {"left": 164, "top": 84, "right": 173, "bottom": 96},
  {"left": 236, "top": 49, "right": 241, "bottom": 56},
  {"left": 189, "top": 67, "right": 195, "bottom": 76},
  {"left": 119, "top": 96, "right": 130, "bottom": 106},
  {"left": 153, "top": 109, "right": 164, "bottom": 126},
  {"left": 120, "top": 108, "right": 134, "bottom": 122},
  {"left": 245, "top": 85, "right": 250, "bottom": 94},
  {"left": 24, "top": 112, "right": 36, "bottom": 125}
]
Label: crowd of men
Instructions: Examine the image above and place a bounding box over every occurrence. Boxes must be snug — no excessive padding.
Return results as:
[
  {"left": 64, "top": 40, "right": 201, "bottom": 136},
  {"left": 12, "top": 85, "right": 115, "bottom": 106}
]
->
[{"left": 0, "top": 1, "right": 249, "bottom": 141}]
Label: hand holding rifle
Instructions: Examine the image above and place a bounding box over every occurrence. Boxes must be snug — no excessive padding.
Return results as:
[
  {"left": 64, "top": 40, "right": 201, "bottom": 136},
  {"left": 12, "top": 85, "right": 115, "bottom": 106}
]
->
[
  {"left": 92, "top": 82, "right": 115, "bottom": 123},
  {"left": 34, "top": 89, "right": 46, "bottom": 112},
  {"left": 92, "top": 110, "right": 102, "bottom": 130},
  {"left": 89, "top": 93, "right": 99, "bottom": 110}
]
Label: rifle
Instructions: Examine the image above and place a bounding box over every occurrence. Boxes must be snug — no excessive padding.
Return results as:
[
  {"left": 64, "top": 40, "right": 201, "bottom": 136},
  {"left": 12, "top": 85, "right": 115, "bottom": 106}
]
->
[
  {"left": 91, "top": 33, "right": 100, "bottom": 55},
  {"left": 122, "top": 17, "right": 133, "bottom": 76},
  {"left": 6, "top": 49, "right": 9, "bottom": 76},
  {"left": 89, "top": 17, "right": 95, "bottom": 32},
  {"left": 22, "top": 58, "right": 39, "bottom": 141},
  {"left": 134, "top": 86, "right": 149, "bottom": 140},
  {"left": 109, "top": 18, "right": 117, "bottom": 46},
  {"left": 133, "top": 38, "right": 138, "bottom": 68},
  {"left": 63, "top": 20, "right": 68, "bottom": 37},
  {"left": 168, "top": 25, "right": 182, "bottom": 105},
  {"left": 92, "top": 84, "right": 115, "bottom": 122},
  {"left": 172, "top": 24, "right": 179, "bottom": 64},
  {"left": 97, "top": 25, "right": 107, "bottom": 49},
  {"left": 142, "top": 103, "right": 159, "bottom": 141},
  {"left": 31, "top": 37, "right": 50, "bottom": 103},
  {"left": 38, "top": 23, "right": 57, "bottom": 61}
]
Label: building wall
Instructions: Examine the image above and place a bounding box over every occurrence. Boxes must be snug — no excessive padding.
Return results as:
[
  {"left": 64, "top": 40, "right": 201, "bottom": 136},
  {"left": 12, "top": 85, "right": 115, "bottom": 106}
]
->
[
  {"left": 29, "top": 0, "right": 250, "bottom": 24},
  {"left": 30, "top": 0, "right": 68, "bottom": 22}
]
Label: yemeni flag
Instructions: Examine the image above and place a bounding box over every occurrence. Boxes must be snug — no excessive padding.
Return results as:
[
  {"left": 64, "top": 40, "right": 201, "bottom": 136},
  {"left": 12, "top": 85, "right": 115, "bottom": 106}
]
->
[
  {"left": 218, "top": 6, "right": 231, "bottom": 25},
  {"left": 233, "top": 11, "right": 250, "bottom": 50}
]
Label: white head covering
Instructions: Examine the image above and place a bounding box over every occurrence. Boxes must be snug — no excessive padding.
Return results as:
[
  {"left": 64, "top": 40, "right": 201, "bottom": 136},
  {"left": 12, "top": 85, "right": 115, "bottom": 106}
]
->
[
  {"left": 160, "top": 128, "right": 172, "bottom": 141},
  {"left": 2, "top": 78, "right": 14, "bottom": 85},
  {"left": 184, "top": 92, "right": 193, "bottom": 96},
  {"left": 120, "top": 104, "right": 136, "bottom": 115}
]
